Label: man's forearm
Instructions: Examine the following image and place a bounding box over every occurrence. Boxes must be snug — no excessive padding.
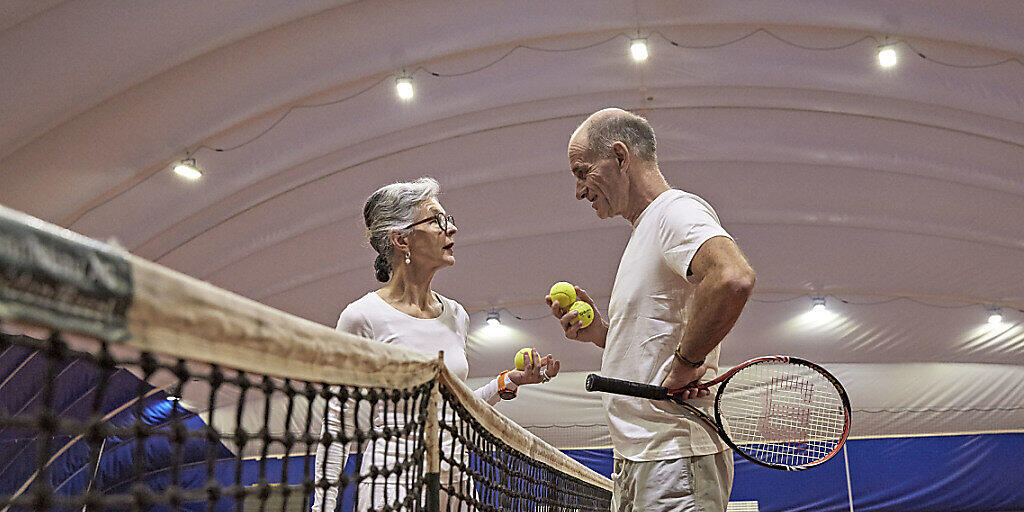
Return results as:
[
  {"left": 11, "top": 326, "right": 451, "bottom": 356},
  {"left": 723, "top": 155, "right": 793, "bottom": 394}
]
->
[
  {"left": 677, "top": 271, "right": 754, "bottom": 361},
  {"left": 589, "top": 320, "right": 609, "bottom": 348}
]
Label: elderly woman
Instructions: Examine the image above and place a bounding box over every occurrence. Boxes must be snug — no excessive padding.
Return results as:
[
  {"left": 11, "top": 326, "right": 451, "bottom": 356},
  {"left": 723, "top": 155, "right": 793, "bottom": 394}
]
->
[{"left": 312, "top": 177, "right": 559, "bottom": 512}]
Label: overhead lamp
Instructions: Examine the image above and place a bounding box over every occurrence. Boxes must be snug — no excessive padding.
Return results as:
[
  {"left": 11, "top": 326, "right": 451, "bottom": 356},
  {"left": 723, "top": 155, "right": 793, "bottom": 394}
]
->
[
  {"left": 395, "top": 76, "right": 414, "bottom": 100},
  {"left": 629, "top": 38, "right": 649, "bottom": 62},
  {"left": 986, "top": 306, "right": 1003, "bottom": 325},
  {"left": 877, "top": 45, "right": 898, "bottom": 68},
  {"left": 486, "top": 310, "right": 501, "bottom": 326},
  {"left": 811, "top": 296, "right": 827, "bottom": 312},
  {"left": 172, "top": 158, "right": 202, "bottom": 180}
]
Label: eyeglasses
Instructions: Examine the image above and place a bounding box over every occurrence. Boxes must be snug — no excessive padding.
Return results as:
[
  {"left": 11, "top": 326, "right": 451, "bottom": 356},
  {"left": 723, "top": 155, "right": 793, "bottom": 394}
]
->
[{"left": 406, "top": 213, "right": 455, "bottom": 232}]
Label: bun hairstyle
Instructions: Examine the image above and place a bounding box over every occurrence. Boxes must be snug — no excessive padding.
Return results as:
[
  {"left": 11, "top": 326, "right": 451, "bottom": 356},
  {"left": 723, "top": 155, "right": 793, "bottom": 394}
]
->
[{"left": 362, "top": 177, "right": 440, "bottom": 282}]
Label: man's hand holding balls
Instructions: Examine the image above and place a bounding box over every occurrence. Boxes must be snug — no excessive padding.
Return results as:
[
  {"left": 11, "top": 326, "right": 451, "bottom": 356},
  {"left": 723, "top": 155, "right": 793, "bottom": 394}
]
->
[{"left": 545, "top": 282, "right": 608, "bottom": 348}]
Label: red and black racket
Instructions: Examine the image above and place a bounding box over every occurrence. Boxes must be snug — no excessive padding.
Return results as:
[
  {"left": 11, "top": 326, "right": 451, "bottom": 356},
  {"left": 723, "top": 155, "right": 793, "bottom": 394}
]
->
[{"left": 586, "top": 355, "right": 851, "bottom": 471}]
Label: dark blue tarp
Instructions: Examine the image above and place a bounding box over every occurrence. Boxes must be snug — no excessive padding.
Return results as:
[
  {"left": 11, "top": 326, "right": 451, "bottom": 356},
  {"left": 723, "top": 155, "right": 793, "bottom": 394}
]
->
[{"left": 0, "top": 341, "right": 235, "bottom": 512}]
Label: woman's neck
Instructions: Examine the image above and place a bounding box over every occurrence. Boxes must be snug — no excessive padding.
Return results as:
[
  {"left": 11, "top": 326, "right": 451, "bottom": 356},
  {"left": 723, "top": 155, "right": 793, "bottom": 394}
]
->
[{"left": 380, "top": 265, "right": 438, "bottom": 312}]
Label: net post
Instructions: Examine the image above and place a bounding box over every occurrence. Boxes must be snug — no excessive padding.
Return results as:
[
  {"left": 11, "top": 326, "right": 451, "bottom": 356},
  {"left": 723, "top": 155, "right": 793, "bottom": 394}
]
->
[{"left": 423, "top": 351, "right": 443, "bottom": 512}]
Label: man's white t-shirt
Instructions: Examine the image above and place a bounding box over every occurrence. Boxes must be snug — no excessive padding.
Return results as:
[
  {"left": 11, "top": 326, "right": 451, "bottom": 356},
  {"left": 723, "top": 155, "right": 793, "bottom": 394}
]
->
[{"left": 603, "top": 189, "right": 733, "bottom": 462}]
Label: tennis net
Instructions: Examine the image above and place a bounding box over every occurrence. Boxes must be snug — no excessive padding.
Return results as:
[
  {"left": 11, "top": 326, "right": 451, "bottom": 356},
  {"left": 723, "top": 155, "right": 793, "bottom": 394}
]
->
[{"left": 0, "top": 204, "right": 611, "bottom": 512}]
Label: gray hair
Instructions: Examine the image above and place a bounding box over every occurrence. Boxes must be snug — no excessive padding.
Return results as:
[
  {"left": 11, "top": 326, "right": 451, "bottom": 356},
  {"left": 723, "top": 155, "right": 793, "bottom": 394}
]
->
[
  {"left": 586, "top": 109, "right": 657, "bottom": 162},
  {"left": 363, "top": 177, "right": 440, "bottom": 282}
]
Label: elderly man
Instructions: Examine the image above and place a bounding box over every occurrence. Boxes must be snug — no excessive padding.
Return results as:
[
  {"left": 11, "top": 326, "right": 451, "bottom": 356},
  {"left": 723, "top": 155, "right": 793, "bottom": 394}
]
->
[{"left": 548, "top": 108, "right": 755, "bottom": 511}]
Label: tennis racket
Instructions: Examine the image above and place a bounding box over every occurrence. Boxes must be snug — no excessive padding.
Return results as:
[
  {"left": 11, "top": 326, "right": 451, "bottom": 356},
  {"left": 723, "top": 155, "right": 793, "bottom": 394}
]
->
[{"left": 586, "top": 355, "right": 851, "bottom": 471}]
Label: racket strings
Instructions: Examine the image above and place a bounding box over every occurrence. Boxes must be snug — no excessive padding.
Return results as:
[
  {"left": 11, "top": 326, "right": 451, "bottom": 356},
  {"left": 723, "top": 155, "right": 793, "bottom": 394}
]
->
[{"left": 718, "top": 360, "right": 847, "bottom": 468}]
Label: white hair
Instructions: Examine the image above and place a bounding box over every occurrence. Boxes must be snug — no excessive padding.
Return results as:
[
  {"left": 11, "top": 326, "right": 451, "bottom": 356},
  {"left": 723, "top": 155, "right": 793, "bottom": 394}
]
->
[{"left": 362, "top": 177, "right": 440, "bottom": 282}]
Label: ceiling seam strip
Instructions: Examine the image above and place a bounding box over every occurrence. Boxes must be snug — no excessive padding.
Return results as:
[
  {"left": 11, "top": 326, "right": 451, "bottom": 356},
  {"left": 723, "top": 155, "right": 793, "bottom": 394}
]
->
[
  {"left": 200, "top": 153, "right": 1024, "bottom": 283},
  {"left": 253, "top": 219, "right": 1024, "bottom": 303}
]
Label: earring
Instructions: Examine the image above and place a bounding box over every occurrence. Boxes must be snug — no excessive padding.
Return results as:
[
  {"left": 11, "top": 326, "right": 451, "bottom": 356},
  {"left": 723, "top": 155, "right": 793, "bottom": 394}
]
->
[{"left": 405, "top": 252, "right": 411, "bottom": 265}]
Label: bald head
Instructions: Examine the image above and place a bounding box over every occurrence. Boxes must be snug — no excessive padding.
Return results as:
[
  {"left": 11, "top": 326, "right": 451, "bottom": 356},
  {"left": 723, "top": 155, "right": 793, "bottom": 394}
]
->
[{"left": 571, "top": 108, "right": 657, "bottom": 163}]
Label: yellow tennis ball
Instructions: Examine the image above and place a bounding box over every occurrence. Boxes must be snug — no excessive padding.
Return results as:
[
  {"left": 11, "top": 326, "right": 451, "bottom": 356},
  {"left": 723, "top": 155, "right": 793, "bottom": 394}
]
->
[
  {"left": 549, "top": 282, "right": 577, "bottom": 309},
  {"left": 514, "top": 348, "right": 534, "bottom": 371},
  {"left": 569, "top": 301, "right": 594, "bottom": 328}
]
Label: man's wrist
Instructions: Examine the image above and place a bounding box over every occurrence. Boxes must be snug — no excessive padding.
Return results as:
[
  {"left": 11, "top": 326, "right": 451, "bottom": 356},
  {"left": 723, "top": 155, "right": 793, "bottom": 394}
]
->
[
  {"left": 673, "top": 345, "right": 705, "bottom": 367},
  {"left": 507, "top": 370, "right": 522, "bottom": 386},
  {"left": 590, "top": 321, "right": 610, "bottom": 348}
]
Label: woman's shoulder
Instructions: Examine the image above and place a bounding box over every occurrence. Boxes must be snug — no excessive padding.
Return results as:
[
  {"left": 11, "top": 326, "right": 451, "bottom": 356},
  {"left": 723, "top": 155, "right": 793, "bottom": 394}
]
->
[{"left": 336, "top": 292, "right": 380, "bottom": 326}]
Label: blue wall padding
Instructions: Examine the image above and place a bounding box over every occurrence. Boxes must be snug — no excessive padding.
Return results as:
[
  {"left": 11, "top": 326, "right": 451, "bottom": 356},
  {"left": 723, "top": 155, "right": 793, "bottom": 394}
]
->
[{"left": 563, "top": 433, "right": 1024, "bottom": 512}]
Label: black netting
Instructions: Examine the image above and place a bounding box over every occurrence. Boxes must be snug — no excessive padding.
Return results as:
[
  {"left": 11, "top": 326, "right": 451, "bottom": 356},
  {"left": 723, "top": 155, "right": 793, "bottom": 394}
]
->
[
  {"left": 436, "top": 386, "right": 611, "bottom": 512},
  {"left": 0, "top": 324, "right": 432, "bottom": 512}
]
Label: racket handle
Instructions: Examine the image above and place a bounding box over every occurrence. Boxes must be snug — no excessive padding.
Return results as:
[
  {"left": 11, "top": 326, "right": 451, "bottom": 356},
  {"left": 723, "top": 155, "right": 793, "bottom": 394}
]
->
[{"left": 586, "top": 374, "right": 669, "bottom": 400}]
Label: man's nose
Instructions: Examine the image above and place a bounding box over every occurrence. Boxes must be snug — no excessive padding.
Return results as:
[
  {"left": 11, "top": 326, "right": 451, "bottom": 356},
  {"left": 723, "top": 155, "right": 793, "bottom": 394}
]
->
[{"left": 575, "top": 181, "right": 587, "bottom": 200}]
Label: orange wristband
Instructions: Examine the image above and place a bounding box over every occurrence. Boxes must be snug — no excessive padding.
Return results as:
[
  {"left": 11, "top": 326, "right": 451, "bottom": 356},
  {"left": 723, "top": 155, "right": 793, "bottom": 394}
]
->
[{"left": 497, "top": 370, "right": 517, "bottom": 400}]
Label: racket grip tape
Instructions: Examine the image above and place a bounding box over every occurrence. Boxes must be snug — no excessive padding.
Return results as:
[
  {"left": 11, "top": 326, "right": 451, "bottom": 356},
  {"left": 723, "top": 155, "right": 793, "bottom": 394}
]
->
[{"left": 586, "top": 374, "right": 669, "bottom": 400}]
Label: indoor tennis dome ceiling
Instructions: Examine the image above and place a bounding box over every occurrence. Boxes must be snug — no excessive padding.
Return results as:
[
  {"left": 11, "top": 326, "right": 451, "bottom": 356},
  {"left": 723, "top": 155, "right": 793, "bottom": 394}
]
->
[{"left": 1, "top": 2, "right": 1022, "bottom": 510}]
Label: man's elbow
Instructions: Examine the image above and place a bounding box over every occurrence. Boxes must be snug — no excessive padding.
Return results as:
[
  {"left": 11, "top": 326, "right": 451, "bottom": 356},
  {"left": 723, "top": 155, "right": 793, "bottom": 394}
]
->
[{"left": 720, "top": 266, "right": 756, "bottom": 300}]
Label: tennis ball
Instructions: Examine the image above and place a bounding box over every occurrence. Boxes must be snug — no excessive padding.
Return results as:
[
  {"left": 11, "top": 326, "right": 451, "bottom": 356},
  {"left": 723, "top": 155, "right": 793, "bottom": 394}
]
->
[
  {"left": 569, "top": 301, "right": 594, "bottom": 329},
  {"left": 514, "top": 348, "right": 534, "bottom": 371},
  {"left": 549, "top": 282, "right": 577, "bottom": 309}
]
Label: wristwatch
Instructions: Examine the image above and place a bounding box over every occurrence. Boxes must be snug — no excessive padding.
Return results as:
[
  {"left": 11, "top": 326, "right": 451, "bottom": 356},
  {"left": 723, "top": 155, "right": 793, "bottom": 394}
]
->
[{"left": 497, "top": 370, "right": 518, "bottom": 400}]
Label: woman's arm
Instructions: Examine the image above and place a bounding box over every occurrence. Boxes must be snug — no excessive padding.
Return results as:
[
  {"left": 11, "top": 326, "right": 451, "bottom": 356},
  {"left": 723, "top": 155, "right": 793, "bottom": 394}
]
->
[{"left": 311, "top": 388, "right": 350, "bottom": 512}]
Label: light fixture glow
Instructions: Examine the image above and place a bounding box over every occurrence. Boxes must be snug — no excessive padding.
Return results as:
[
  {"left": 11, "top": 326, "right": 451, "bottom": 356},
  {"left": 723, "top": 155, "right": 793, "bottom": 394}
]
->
[
  {"left": 811, "top": 296, "right": 827, "bottom": 312},
  {"left": 987, "top": 306, "right": 1003, "bottom": 324},
  {"left": 395, "top": 76, "right": 414, "bottom": 100},
  {"left": 173, "top": 158, "right": 201, "bottom": 180},
  {"left": 166, "top": 395, "right": 180, "bottom": 402},
  {"left": 877, "top": 46, "right": 898, "bottom": 68},
  {"left": 486, "top": 310, "right": 501, "bottom": 326},
  {"left": 629, "top": 38, "right": 649, "bottom": 61}
]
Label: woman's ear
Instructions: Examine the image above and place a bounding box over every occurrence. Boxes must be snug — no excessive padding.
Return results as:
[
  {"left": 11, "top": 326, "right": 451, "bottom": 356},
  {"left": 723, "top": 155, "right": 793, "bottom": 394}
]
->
[{"left": 389, "top": 230, "right": 409, "bottom": 253}]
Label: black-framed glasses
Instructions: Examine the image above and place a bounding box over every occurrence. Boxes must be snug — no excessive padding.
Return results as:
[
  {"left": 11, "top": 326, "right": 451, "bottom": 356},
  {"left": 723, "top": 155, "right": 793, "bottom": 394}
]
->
[{"left": 406, "top": 213, "right": 455, "bottom": 232}]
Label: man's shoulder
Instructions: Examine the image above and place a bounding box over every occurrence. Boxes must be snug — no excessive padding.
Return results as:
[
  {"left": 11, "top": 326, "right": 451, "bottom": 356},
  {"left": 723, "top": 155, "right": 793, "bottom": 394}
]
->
[
  {"left": 644, "top": 189, "right": 713, "bottom": 224},
  {"left": 661, "top": 188, "right": 714, "bottom": 210}
]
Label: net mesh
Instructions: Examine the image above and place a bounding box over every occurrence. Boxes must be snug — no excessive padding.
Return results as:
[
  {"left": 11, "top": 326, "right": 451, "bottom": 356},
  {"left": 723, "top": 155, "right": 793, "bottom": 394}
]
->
[
  {"left": 0, "top": 205, "right": 611, "bottom": 512},
  {"left": 717, "top": 360, "right": 848, "bottom": 468},
  {"left": 436, "top": 386, "right": 610, "bottom": 511}
]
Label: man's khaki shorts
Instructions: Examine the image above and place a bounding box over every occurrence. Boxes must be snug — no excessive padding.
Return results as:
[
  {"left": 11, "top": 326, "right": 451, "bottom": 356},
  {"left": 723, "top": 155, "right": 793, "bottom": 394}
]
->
[{"left": 611, "top": 450, "right": 734, "bottom": 512}]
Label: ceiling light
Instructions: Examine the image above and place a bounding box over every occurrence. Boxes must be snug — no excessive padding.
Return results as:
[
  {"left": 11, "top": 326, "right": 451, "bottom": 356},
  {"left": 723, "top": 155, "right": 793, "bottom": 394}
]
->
[
  {"left": 486, "top": 310, "right": 501, "bottom": 326},
  {"left": 877, "top": 46, "right": 897, "bottom": 68},
  {"left": 172, "top": 158, "right": 201, "bottom": 180},
  {"left": 987, "top": 306, "right": 1002, "bottom": 325},
  {"left": 395, "top": 76, "right": 414, "bottom": 100},
  {"left": 629, "top": 38, "right": 649, "bottom": 62},
  {"left": 811, "top": 296, "right": 827, "bottom": 312}
]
